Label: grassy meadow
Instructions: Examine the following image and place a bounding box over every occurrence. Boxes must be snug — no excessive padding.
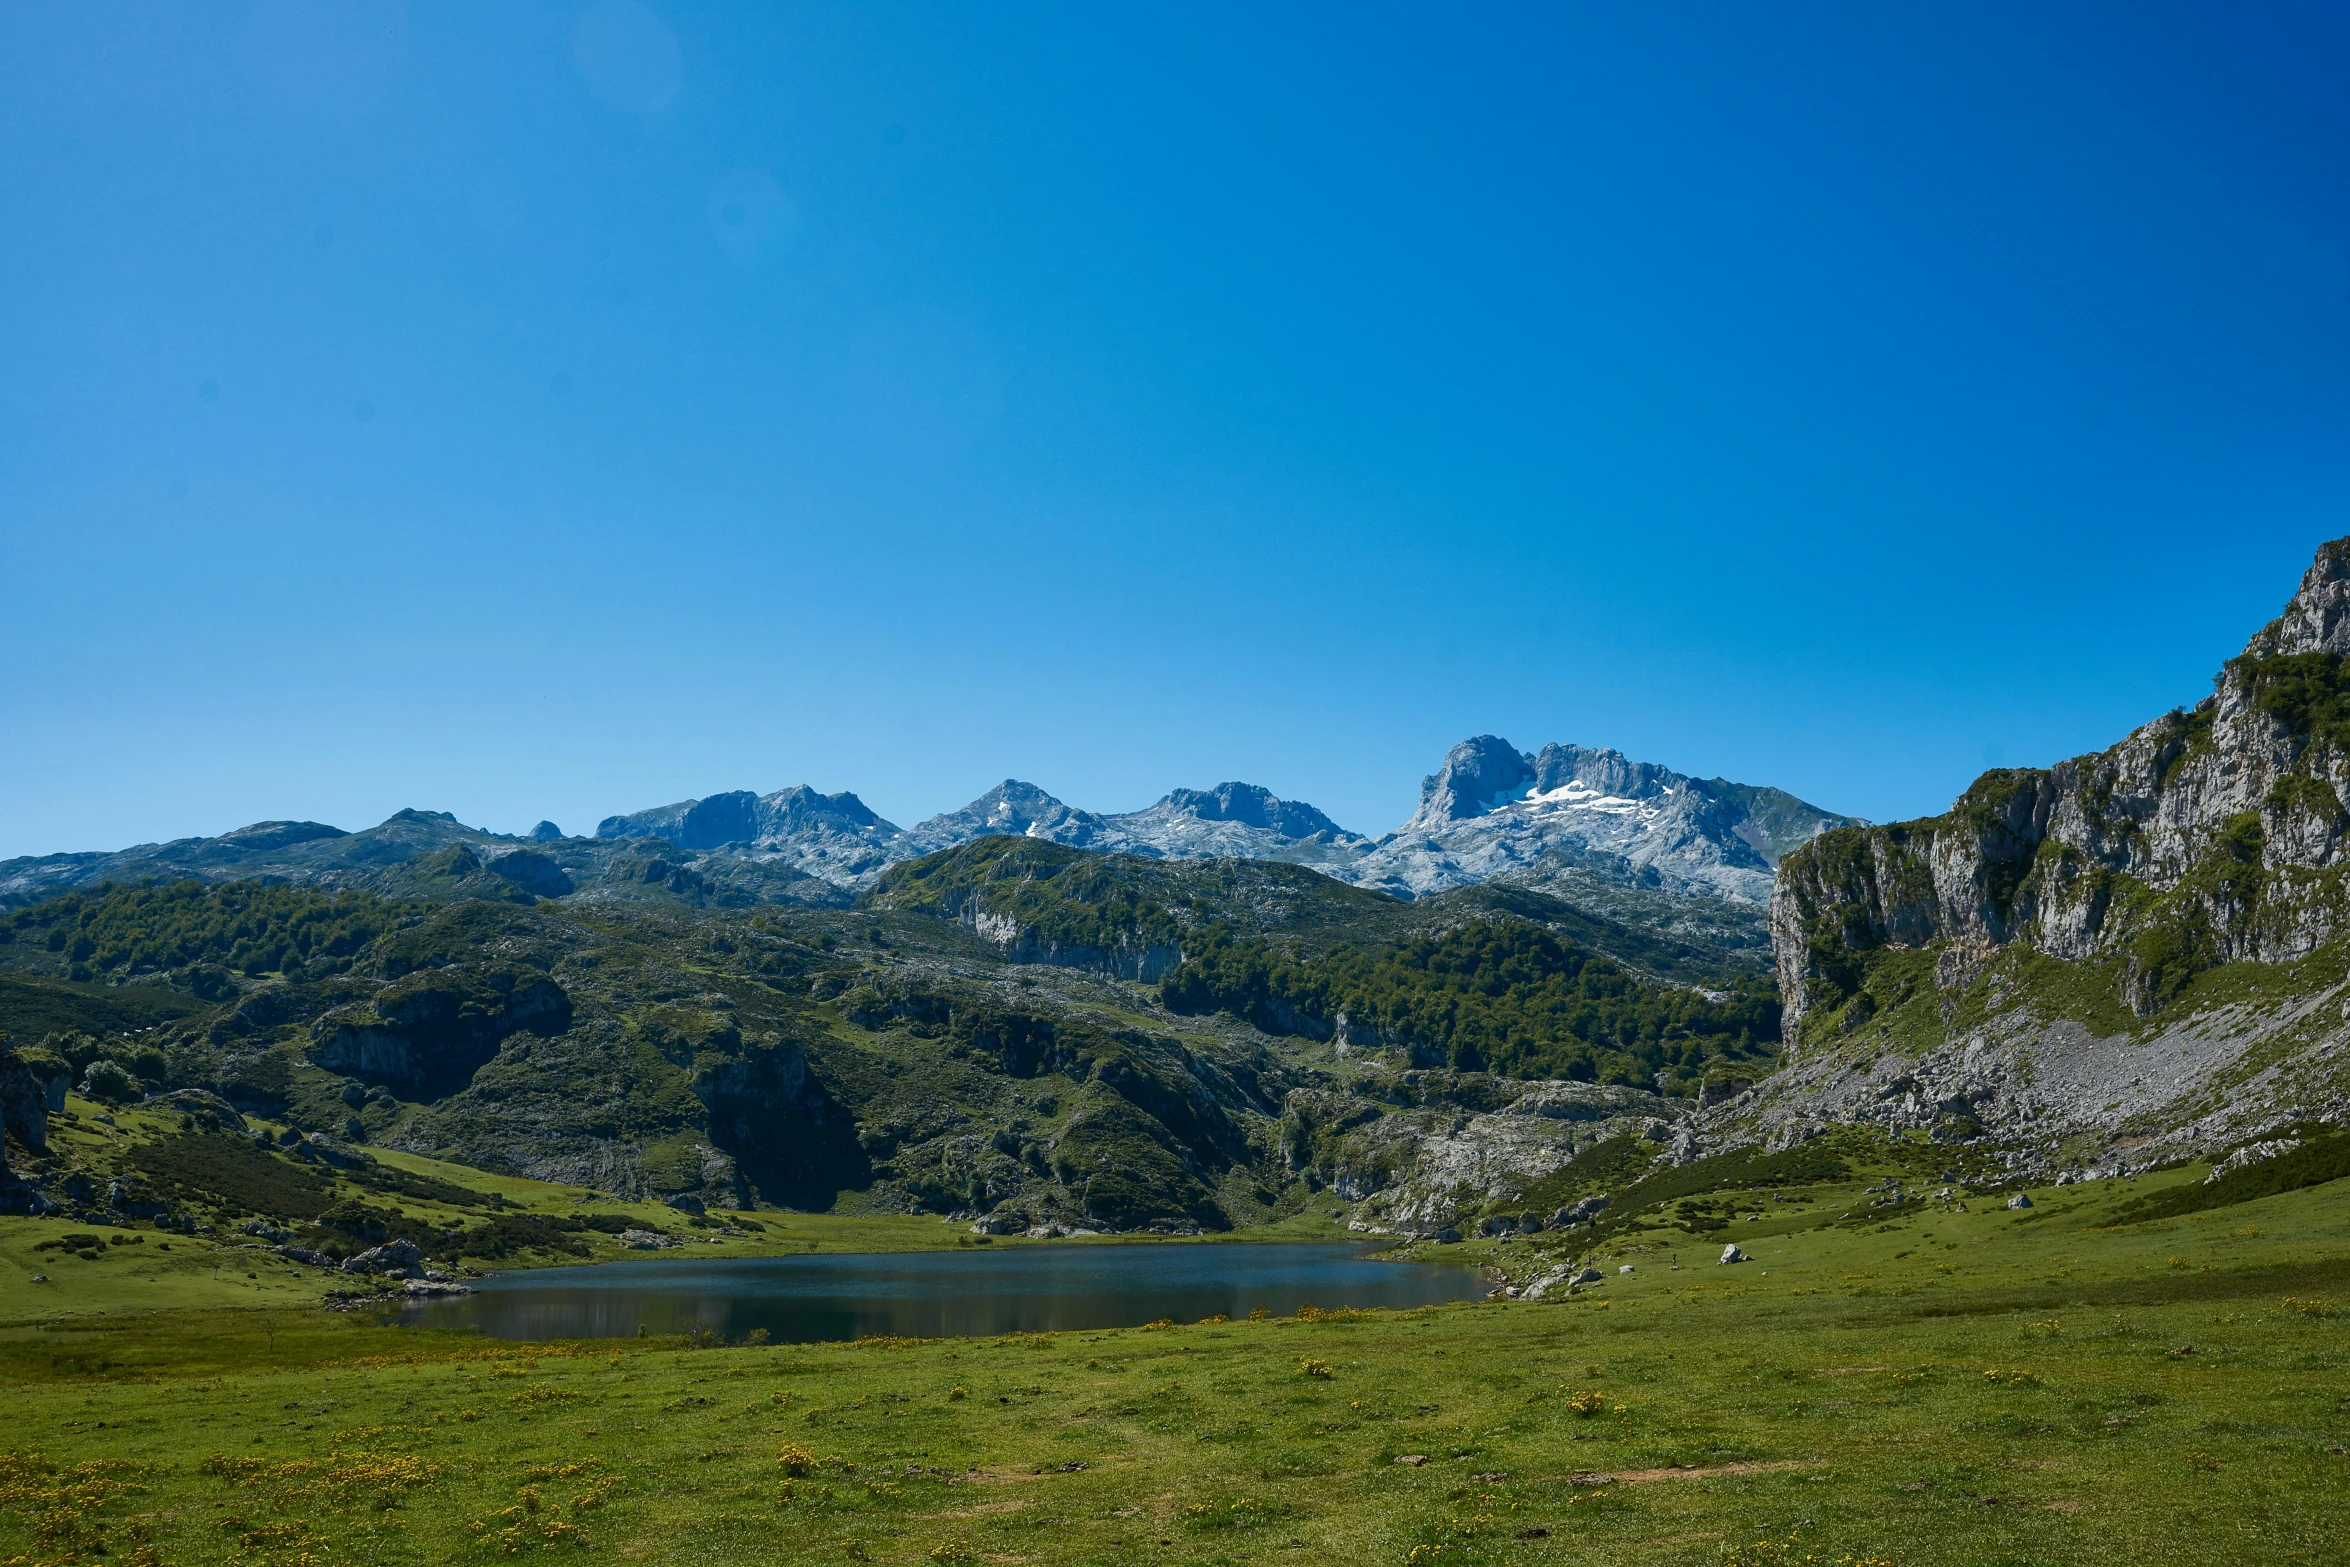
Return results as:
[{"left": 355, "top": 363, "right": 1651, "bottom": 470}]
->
[{"left": 4, "top": 1141, "right": 2348, "bottom": 1567}]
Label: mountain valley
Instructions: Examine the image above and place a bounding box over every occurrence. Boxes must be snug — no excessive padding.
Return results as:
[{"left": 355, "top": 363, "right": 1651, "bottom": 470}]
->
[{"left": 7, "top": 545, "right": 2350, "bottom": 1262}]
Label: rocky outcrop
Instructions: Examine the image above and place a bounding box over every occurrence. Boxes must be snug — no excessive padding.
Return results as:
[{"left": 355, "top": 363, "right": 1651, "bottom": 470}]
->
[
  {"left": 486, "top": 849, "right": 573, "bottom": 898},
  {"left": 344, "top": 1238, "right": 424, "bottom": 1275},
  {"left": 955, "top": 902, "right": 1186, "bottom": 984},
  {"left": 1776, "top": 537, "right": 2350, "bottom": 1034},
  {"left": 311, "top": 963, "right": 572, "bottom": 1097},
  {"left": 1284, "top": 1075, "right": 1670, "bottom": 1234},
  {"left": 1, "top": 1041, "right": 53, "bottom": 1176}
]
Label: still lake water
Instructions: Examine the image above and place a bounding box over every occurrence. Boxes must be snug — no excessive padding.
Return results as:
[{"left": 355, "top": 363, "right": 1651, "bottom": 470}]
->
[{"left": 402, "top": 1242, "right": 1487, "bottom": 1343}]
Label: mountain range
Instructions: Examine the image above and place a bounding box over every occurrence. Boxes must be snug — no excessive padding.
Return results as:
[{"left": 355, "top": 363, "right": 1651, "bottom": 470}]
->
[
  {"left": 0, "top": 738, "right": 1860, "bottom": 972},
  {"left": 8, "top": 541, "right": 2350, "bottom": 1240}
]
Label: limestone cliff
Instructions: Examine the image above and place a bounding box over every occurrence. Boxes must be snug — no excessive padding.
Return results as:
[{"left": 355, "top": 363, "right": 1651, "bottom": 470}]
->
[
  {"left": 1752, "top": 538, "right": 2350, "bottom": 1174},
  {"left": 1778, "top": 538, "right": 2350, "bottom": 1033}
]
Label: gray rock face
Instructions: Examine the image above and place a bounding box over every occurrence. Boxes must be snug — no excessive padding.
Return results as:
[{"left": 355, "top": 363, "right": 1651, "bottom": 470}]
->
[
  {"left": 1351, "top": 737, "right": 1861, "bottom": 904},
  {"left": 1776, "top": 535, "right": 2350, "bottom": 1031},
  {"left": 312, "top": 964, "right": 572, "bottom": 1098},
  {"left": 1306, "top": 1078, "right": 1670, "bottom": 1234},
  {"left": 1408, "top": 735, "right": 1541, "bottom": 826},
  {"left": 1551, "top": 1193, "right": 1610, "bottom": 1227},
  {"left": 1092, "top": 784, "right": 1371, "bottom": 867},
  {"left": 0, "top": 1042, "right": 52, "bottom": 1177},
  {"left": 486, "top": 849, "right": 573, "bottom": 898},
  {"left": 528, "top": 821, "right": 563, "bottom": 842}
]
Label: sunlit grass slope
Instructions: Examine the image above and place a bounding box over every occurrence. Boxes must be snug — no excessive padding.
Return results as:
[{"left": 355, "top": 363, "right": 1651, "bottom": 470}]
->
[{"left": 4, "top": 1163, "right": 2348, "bottom": 1566}]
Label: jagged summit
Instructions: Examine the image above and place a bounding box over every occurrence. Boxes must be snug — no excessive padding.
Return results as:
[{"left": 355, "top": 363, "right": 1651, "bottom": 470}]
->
[
  {"left": 2243, "top": 536, "right": 2350, "bottom": 659},
  {"left": 1406, "top": 735, "right": 1538, "bottom": 827},
  {"left": 1359, "top": 736, "right": 1860, "bottom": 905},
  {"left": 3, "top": 740, "right": 1854, "bottom": 972},
  {"left": 902, "top": 781, "right": 1105, "bottom": 856},
  {"left": 1149, "top": 783, "right": 1357, "bottom": 842}
]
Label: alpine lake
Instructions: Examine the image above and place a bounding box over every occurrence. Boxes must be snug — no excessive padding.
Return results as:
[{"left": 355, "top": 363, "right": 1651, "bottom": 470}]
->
[{"left": 400, "top": 1239, "right": 1488, "bottom": 1342}]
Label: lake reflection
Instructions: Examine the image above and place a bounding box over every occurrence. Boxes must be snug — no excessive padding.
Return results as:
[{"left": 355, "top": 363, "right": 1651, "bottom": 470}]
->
[{"left": 402, "top": 1242, "right": 1484, "bottom": 1343}]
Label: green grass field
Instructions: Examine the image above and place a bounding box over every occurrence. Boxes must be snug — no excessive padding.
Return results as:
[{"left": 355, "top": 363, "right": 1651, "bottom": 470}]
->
[{"left": 4, "top": 1148, "right": 2347, "bottom": 1567}]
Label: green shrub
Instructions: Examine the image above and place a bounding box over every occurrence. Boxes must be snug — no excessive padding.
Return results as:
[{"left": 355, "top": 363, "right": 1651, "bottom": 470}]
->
[
  {"left": 2107, "top": 1131, "right": 2350, "bottom": 1225},
  {"left": 121, "top": 1133, "right": 337, "bottom": 1219}
]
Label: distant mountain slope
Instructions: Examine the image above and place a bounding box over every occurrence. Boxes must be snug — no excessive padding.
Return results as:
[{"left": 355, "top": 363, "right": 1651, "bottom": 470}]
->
[
  {"left": 593, "top": 777, "right": 1373, "bottom": 881},
  {"left": 0, "top": 808, "right": 847, "bottom": 917},
  {"left": 596, "top": 786, "right": 903, "bottom": 884},
  {"left": 6, "top": 745, "right": 1852, "bottom": 978}
]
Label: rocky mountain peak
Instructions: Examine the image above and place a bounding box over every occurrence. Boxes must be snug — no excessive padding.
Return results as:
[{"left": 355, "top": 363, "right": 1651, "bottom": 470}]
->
[
  {"left": 2242, "top": 536, "right": 2350, "bottom": 658},
  {"left": 757, "top": 786, "right": 892, "bottom": 834},
  {"left": 1158, "top": 782, "right": 1349, "bottom": 840},
  {"left": 970, "top": 780, "right": 1080, "bottom": 832},
  {"left": 899, "top": 781, "right": 1105, "bottom": 857},
  {"left": 1408, "top": 736, "right": 1536, "bottom": 828}
]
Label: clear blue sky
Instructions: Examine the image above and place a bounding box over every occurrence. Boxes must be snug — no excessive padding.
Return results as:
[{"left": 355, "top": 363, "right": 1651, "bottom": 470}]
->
[{"left": 6, "top": 2, "right": 2349, "bottom": 856}]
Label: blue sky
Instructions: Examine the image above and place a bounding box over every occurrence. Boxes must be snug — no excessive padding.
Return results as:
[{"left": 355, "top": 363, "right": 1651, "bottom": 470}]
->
[{"left": 5, "top": 2, "right": 2349, "bottom": 855}]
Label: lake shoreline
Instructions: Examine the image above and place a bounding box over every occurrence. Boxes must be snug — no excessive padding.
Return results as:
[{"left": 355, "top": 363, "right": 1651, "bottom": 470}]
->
[{"left": 397, "top": 1238, "right": 1488, "bottom": 1344}]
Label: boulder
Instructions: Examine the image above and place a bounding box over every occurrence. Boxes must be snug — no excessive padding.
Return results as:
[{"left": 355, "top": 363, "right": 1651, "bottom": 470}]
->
[
  {"left": 1520, "top": 1263, "right": 1576, "bottom": 1301},
  {"left": 274, "top": 1246, "right": 337, "bottom": 1268},
  {"left": 620, "top": 1229, "right": 680, "bottom": 1250},
  {"left": 2006, "top": 1193, "right": 2034, "bottom": 1210},
  {"left": 1719, "top": 1244, "right": 1747, "bottom": 1264},
  {"left": 343, "top": 1239, "right": 424, "bottom": 1276},
  {"left": 1549, "top": 1194, "right": 1609, "bottom": 1228}
]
